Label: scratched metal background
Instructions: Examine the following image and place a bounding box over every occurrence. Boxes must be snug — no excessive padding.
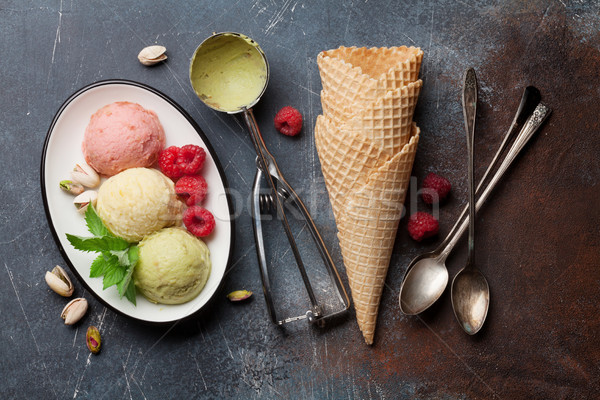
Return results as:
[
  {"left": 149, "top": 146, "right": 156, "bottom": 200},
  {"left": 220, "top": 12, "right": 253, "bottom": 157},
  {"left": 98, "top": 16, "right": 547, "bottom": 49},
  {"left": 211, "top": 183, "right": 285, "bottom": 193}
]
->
[{"left": 1, "top": 0, "right": 599, "bottom": 399}]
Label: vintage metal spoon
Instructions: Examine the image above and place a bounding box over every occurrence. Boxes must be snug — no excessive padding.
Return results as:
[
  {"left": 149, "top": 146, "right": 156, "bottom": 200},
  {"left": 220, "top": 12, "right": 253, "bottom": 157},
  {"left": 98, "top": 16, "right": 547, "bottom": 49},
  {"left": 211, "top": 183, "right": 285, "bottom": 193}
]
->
[
  {"left": 399, "top": 86, "right": 544, "bottom": 316},
  {"left": 450, "top": 68, "right": 489, "bottom": 335}
]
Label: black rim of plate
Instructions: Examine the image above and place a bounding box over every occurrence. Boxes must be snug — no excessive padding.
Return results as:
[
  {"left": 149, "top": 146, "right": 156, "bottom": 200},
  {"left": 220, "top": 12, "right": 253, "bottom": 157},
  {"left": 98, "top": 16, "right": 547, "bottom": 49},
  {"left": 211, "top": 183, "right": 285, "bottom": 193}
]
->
[{"left": 40, "top": 79, "right": 236, "bottom": 325}]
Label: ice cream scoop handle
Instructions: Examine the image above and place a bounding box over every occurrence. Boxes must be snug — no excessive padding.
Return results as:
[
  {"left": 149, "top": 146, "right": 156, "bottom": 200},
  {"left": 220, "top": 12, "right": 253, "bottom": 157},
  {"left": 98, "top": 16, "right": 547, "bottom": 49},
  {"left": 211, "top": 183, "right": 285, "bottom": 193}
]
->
[{"left": 242, "top": 108, "right": 320, "bottom": 310}]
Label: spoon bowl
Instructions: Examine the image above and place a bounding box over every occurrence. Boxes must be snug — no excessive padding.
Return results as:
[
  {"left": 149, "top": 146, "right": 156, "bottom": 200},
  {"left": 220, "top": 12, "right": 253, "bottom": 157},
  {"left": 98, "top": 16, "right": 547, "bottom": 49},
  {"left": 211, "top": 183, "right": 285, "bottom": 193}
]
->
[
  {"left": 399, "top": 254, "right": 448, "bottom": 315},
  {"left": 451, "top": 268, "right": 489, "bottom": 334}
]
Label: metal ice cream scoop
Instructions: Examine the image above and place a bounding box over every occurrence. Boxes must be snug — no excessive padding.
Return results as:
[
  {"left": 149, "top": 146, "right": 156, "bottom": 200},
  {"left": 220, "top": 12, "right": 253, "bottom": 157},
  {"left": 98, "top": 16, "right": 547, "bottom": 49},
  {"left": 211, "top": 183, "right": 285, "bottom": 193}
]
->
[{"left": 190, "top": 32, "right": 350, "bottom": 326}]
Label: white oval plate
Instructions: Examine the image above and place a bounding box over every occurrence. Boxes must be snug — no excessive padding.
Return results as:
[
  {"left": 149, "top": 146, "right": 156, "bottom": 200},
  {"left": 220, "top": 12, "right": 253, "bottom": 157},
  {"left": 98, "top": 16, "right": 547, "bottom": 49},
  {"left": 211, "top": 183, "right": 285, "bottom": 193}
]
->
[{"left": 41, "top": 80, "right": 234, "bottom": 324}]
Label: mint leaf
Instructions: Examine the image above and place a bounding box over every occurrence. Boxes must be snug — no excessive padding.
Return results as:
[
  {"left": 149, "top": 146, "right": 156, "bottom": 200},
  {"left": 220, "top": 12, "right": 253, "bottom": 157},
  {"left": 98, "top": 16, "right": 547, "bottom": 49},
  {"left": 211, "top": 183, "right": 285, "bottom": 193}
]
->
[
  {"left": 67, "top": 233, "right": 103, "bottom": 252},
  {"left": 85, "top": 205, "right": 110, "bottom": 237},
  {"left": 90, "top": 254, "right": 109, "bottom": 278},
  {"left": 117, "top": 246, "right": 139, "bottom": 298},
  {"left": 102, "top": 255, "right": 126, "bottom": 289},
  {"left": 124, "top": 280, "right": 137, "bottom": 305},
  {"left": 102, "top": 236, "right": 130, "bottom": 251},
  {"left": 117, "top": 262, "right": 135, "bottom": 298},
  {"left": 67, "top": 208, "right": 139, "bottom": 306},
  {"left": 128, "top": 245, "right": 139, "bottom": 266},
  {"left": 109, "top": 249, "right": 131, "bottom": 266},
  {"left": 67, "top": 234, "right": 129, "bottom": 253}
]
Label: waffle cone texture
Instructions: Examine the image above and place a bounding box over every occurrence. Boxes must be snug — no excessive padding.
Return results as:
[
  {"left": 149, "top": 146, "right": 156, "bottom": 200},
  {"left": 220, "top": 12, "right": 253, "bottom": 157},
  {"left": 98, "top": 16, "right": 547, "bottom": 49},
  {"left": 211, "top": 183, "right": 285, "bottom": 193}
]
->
[{"left": 315, "top": 45, "right": 423, "bottom": 344}]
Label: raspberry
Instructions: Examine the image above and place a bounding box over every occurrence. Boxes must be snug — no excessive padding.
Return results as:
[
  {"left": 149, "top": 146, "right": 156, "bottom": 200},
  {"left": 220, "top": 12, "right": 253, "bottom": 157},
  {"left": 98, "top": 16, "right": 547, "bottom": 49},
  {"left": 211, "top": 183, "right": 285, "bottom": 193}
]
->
[
  {"left": 421, "top": 173, "right": 452, "bottom": 204},
  {"left": 274, "top": 106, "right": 303, "bottom": 136},
  {"left": 188, "top": 190, "right": 207, "bottom": 207},
  {"left": 176, "top": 144, "right": 206, "bottom": 175},
  {"left": 407, "top": 212, "right": 439, "bottom": 242},
  {"left": 158, "top": 146, "right": 184, "bottom": 179},
  {"left": 183, "top": 206, "right": 215, "bottom": 237},
  {"left": 175, "top": 175, "right": 208, "bottom": 206}
]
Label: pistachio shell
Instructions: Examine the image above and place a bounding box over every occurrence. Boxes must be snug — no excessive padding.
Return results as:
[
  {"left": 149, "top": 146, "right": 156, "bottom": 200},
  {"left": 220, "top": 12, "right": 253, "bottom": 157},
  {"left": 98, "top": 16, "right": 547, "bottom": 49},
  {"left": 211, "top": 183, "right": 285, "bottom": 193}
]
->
[
  {"left": 61, "top": 298, "right": 88, "bottom": 325},
  {"left": 227, "top": 290, "right": 253, "bottom": 302},
  {"left": 59, "top": 180, "right": 85, "bottom": 195},
  {"left": 86, "top": 326, "right": 102, "bottom": 354},
  {"left": 71, "top": 163, "right": 100, "bottom": 188},
  {"left": 73, "top": 190, "right": 97, "bottom": 214},
  {"left": 138, "top": 45, "right": 167, "bottom": 66},
  {"left": 45, "top": 265, "right": 74, "bottom": 297}
]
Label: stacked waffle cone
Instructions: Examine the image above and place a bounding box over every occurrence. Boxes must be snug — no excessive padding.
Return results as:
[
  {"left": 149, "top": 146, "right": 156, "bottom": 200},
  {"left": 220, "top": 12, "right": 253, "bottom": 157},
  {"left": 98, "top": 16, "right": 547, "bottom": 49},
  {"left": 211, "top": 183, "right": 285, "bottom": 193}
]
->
[{"left": 315, "top": 46, "right": 423, "bottom": 344}]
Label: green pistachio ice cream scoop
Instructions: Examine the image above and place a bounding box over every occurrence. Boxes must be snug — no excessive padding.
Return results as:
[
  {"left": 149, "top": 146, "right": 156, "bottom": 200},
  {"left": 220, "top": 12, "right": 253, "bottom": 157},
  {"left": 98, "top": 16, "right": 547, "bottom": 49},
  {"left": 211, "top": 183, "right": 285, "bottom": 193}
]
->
[{"left": 189, "top": 32, "right": 269, "bottom": 113}]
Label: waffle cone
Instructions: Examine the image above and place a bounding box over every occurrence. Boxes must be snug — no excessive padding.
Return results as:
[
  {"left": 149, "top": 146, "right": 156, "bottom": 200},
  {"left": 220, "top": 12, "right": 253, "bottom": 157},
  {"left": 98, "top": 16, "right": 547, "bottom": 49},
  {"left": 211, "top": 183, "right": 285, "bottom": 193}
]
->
[
  {"left": 315, "top": 44, "right": 423, "bottom": 344},
  {"left": 317, "top": 46, "right": 423, "bottom": 111},
  {"left": 323, "top": 80, "right": 422, "bottom": 156},
  {"left": 337, "top": 126, "right": 419, "bottom": 345},
  {"left": 315, "top": 114, "right": 385, "bottom": 223}
]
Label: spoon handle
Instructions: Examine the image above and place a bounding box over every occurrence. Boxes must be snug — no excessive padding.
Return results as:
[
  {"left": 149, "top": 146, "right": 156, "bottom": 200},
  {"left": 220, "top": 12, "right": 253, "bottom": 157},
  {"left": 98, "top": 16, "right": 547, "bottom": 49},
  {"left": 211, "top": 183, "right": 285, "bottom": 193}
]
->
[
  {"left": 439, "top": 87, "right": 541, "bottom": 253},
  {"left": 462, "top": 68, "right": 477, "bottom": 266},
  {"left": 439, "top": 103, "right": 552, "bottom": 258}
]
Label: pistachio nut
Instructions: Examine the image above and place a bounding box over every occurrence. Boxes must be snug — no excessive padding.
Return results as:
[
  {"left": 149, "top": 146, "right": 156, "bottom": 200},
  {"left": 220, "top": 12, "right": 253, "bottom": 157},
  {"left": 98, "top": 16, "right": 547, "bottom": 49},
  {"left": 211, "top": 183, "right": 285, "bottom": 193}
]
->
[
  {"left": 70, "top": 163, "right": 100, "bottom": 188},
  {"left": 59, "top": 180, "right": 85, "bottom": 195},
  {"left": 61, "top": 298, "right": 88, "bottom": 325},
  {"left": 227, "top": 290, "right": 253, "bottom": 302},
  {"left": 73, "top": 190, "right": 98, "bottom": 214},
  {"left": 45, "top": 265, "right": 74, "bottom": 297},
  {"left": 86, "top": 326, "right": 102, "bottom": 354},
  {"left": 138, "top": 45, "right": 167, "bottom": 66}
]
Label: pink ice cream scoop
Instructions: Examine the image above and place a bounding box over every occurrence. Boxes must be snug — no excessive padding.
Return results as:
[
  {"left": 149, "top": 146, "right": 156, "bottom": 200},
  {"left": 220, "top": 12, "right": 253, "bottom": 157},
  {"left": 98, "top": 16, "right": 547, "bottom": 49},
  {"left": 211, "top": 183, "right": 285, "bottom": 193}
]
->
[{"left": 82, "top": 101, "right": 166, "bottom": 176}]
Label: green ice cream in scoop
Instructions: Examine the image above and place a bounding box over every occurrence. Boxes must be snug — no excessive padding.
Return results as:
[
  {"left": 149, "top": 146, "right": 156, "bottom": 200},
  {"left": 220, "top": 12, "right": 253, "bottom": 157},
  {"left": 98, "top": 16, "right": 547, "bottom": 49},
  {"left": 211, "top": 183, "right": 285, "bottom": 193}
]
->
[
  {"left": 134, "top": 227, "right": 211, "bottom": 305},
  {"left": 190, "top": 33, "right": 268, "bottom": 112}
]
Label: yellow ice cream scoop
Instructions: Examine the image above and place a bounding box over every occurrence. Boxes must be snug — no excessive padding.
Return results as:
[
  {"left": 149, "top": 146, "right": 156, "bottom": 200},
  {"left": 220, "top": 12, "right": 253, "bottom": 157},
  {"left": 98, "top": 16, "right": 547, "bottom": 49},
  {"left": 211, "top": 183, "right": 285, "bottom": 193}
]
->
[
  {"left": 96, "top": 168, "right": 182, "bottom": 243},
  {"left": 134, "top": 227, "right": 211, "bottom": 305}
]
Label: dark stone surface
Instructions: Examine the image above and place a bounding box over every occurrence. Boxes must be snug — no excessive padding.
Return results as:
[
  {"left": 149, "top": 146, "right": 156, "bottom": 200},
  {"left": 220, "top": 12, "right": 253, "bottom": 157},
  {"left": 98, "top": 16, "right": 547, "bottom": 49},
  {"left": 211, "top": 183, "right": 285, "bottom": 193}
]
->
[{"left": 1, "top": 0, "right": 599, "bottom": 398}]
